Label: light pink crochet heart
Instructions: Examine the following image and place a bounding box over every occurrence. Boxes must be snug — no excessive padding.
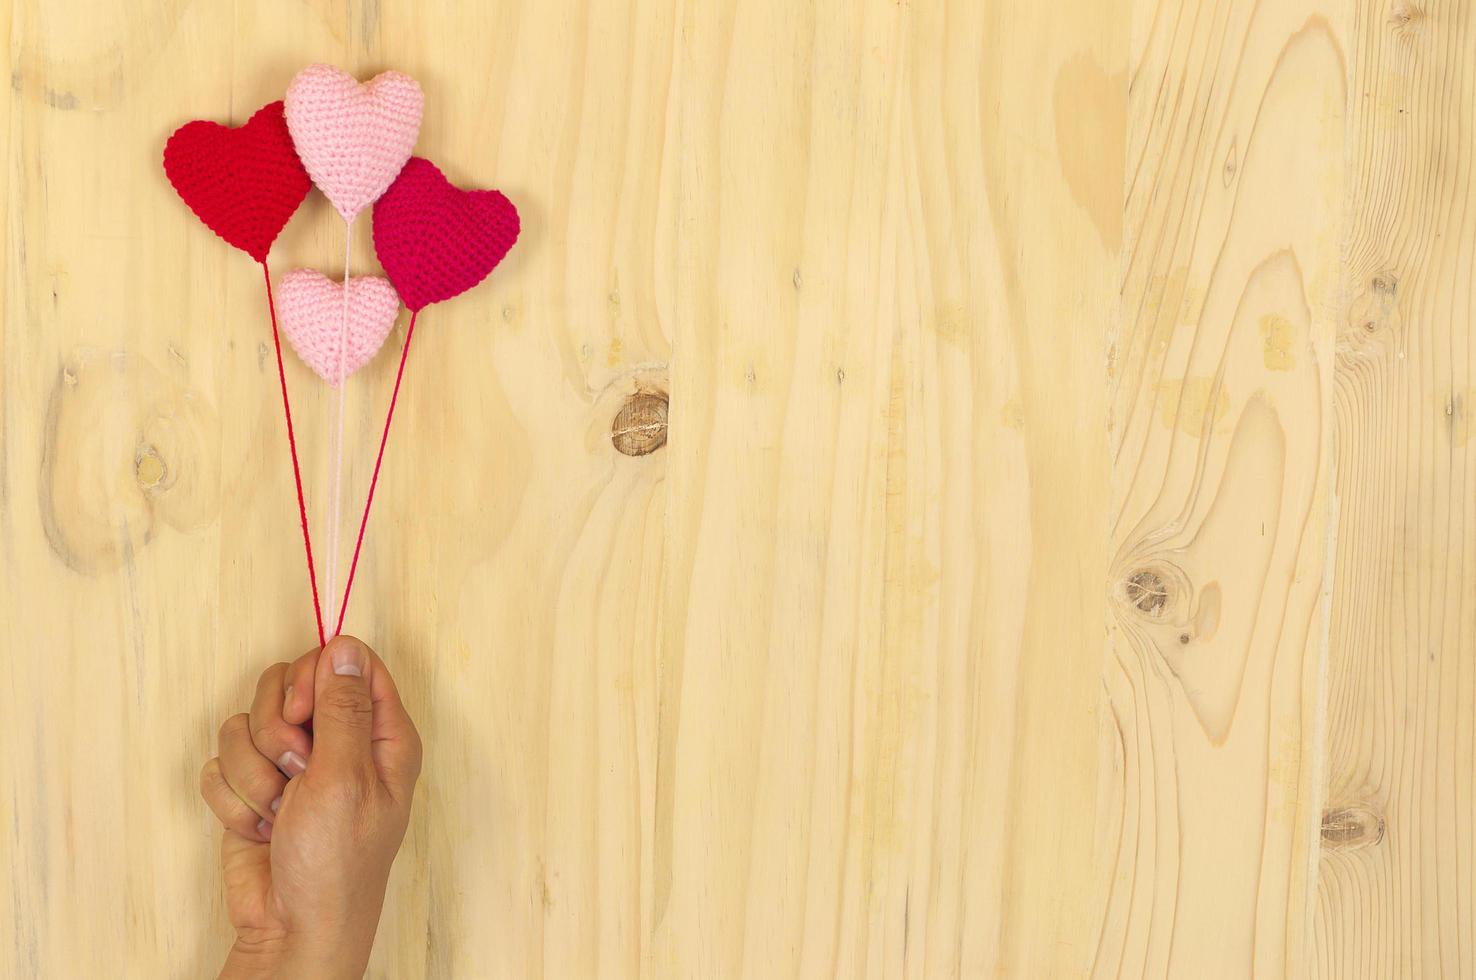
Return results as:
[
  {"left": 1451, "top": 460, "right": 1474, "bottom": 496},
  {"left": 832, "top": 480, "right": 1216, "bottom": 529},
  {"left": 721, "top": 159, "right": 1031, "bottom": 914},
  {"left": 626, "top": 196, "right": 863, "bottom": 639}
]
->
[
  {"left": 278, "top": 270, "right": 401, "bottom": 386},
  {"left": 284, "top": 65, "right": 423, "bottom": 222}
]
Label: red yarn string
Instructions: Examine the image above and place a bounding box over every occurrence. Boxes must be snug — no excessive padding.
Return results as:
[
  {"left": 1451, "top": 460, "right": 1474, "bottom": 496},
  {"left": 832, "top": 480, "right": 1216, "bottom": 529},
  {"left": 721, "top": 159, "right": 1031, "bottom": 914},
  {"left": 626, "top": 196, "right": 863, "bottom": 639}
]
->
[
  {"left": 263, "top": 261, "right": 326, "bottom": 647},
  {"left": 334, "top": 309, "right": 419, "bottom": 636}
]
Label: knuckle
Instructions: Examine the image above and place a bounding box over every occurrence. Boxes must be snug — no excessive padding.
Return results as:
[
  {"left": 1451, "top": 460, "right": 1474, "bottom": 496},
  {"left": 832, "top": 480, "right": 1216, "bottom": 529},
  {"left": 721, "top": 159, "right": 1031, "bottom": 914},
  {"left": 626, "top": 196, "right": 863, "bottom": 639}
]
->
[
  {"left": 237, "top": 764, "right": 284, "bottom": 805},
  {"left": 249, "top": 716, "right": 290, "bottom": 751},
  {"left": 409, "top": 730, "right": 424, "bottom": 766},
  {"left": 320, "top": 685, "right": 372, "bottom": 724},
  {"left": 217, "top": 713, "right": 249, "bottom": 743},
  {"left": 199, "top": 757, "right": 223, "bottom": 796},
  {"left": 228, "top": 811, "right": 259, "bottom": 837},
  {"left": 384, "top": 761, "right": 421, "bottom": 799},
  {"left": 200, "top": 762, "right": 252, "bottom": 832}
]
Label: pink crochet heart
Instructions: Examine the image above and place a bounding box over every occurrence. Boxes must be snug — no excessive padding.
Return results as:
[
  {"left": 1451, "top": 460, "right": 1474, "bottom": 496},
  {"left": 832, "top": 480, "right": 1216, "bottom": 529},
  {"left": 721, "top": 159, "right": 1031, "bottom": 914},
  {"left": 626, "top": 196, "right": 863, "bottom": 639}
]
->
[
  {"left": 278, "top": 270, "right": 401, "bottom": 386},
  {"left": 284, "top": 65, "right": 423, "bottom": 222},
  {"left": 373, "top": 157, "right": 520, "bottom": 312}
]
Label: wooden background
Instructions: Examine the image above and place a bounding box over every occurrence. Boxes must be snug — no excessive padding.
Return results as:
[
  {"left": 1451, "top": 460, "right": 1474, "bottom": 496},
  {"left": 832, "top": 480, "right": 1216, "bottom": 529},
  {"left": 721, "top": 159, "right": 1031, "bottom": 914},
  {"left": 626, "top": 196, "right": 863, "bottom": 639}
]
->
[{"left": 2, "top": 0, "right": 1473, "bottom": 976}]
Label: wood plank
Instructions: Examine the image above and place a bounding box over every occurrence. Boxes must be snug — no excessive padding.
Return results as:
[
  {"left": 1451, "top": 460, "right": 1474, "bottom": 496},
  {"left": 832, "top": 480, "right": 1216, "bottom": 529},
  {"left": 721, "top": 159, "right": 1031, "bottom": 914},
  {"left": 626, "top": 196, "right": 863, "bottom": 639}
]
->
[
  {"left": 1100, "top": 0, "right": 1347, "bottom": 974},
  {"left": 653, "top": 0, "right": 1122, "bottom": 976},
  {"left": 1316, "top": 1, "right": 1476, "bottom": 974}
]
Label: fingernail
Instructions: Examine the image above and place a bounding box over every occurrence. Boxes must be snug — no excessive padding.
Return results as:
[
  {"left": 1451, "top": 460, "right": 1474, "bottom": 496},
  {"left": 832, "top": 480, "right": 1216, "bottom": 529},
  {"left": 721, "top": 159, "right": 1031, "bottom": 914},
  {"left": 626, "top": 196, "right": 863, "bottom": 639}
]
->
[
  {"left": 283, "top": 684, "right": 294, "bottom": 711},
  {"left": 277, "top": 750, "right": 307, "bottom": 777},
  {"left": 256, "top": 818, "right": 273, "bottom": 840},
  {"left": 331, "top": 641, "right": 364, "bottom": 677},
  {"left": 269, "top": 796, "right": 282, "bottom": 814}
]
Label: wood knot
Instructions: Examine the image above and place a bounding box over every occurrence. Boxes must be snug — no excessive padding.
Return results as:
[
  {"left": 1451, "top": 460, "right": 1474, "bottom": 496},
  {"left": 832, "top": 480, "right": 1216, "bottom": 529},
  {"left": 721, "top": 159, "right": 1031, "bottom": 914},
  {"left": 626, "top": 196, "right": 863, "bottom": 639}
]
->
[
  {"left": 1321, "top": 803, "right": 1385, "bottom": 851},
  {"left": 1389, "top": 1, "right": 1424, "bottom": 34},
  {"left": 1340, "top": 272, "right": 1402, "bottom": 355},
  {"left": 42, "top": 349, "right": 219, "bottom": 574},
  {"left": 1114, "top": 560, "right": 1193, "bottom": 631},
  {"left": 1123, "top": 568, "right": 1171, "bottom": 618},
  {"left": 611, "top": 391, "right": 668, "bottom": 456},
  {"left": 134, "top": 444, "right": 166, "bottom": 491}
]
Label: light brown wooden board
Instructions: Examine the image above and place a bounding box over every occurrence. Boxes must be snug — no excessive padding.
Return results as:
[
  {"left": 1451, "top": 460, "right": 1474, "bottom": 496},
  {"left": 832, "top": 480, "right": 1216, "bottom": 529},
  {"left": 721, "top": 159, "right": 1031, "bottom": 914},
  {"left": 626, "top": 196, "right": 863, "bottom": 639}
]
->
[
  {"left": 1103, "top": 0, "right": 1345, "bottom": 974},
  {"left": 0, "top": 1, "right": 1469, "bottom": 977},
  {"left": 1317, "top": 1, "right": 1476, "bottom": 975}
]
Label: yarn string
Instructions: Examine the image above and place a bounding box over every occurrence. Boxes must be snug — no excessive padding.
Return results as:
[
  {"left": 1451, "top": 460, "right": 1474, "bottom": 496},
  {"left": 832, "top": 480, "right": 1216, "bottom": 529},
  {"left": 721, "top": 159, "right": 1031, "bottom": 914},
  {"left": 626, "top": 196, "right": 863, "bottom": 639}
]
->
[
  {"left": 335, "top": 309, "right": 419, "bottom": 635},
  {"left": 324, "top": 218, "right": 352, "bottom": 635},
  {"left": 262, "top": 261, "right": 326, "bottom": 646}
]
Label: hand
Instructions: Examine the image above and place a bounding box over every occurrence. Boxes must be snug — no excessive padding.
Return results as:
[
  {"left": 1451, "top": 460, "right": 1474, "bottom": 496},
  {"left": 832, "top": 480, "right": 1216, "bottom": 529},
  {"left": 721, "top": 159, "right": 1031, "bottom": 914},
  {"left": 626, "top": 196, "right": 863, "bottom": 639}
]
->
[{"left": 200, "top": 635, "right": 423, "bottom": 979}]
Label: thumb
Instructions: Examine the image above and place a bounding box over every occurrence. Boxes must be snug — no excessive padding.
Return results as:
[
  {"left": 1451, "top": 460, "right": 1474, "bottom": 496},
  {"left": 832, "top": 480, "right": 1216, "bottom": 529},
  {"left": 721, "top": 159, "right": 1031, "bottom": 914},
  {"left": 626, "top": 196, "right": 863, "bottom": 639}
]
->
[{"left": 310, "top": 635, "right": 375, "bottom": 775}]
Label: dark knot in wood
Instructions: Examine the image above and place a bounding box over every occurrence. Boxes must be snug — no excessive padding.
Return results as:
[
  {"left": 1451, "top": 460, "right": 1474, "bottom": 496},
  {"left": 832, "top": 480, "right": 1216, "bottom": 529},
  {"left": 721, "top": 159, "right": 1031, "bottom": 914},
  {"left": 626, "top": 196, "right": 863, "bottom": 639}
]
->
[
  {"left": 1124, "top": 568, "right": 1170, "bottom": 618},
  {"left": 1321, "top": 804, "right": 1385, "bottom": 851},
  {"left": 612, "top": 391, "right": 669, "bottom": 456}
]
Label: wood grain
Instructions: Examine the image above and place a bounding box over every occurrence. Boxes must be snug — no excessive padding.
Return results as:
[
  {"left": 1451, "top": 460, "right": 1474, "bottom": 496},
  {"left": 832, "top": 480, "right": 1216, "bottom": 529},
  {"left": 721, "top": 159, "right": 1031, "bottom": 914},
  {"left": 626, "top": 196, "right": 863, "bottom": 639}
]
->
[
  {"left": 5, "top": 0, "right": 1476, "bottom": 978},
  {"left": 1316, "top": 1, "right": 1476, "bottom": 975},
  {"left": 0, "top": 1, "right": 1119, "bottom": 976},
  {"left": 652, "top": 2, "right": 1121, "bottom": 976},
  {"left": 1101, "top": 0, "right": 1345, "bottom": 974}
]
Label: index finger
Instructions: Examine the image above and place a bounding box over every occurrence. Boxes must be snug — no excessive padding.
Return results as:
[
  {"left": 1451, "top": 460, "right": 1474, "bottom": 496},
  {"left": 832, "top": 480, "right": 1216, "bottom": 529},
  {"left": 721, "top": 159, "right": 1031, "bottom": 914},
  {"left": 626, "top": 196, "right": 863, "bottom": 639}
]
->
[
  {"left": 280, "top": 647, "right": 320, "bottom": 727},
  {"left": 247, "top": 661, "right": 312, "bottom": 776}
]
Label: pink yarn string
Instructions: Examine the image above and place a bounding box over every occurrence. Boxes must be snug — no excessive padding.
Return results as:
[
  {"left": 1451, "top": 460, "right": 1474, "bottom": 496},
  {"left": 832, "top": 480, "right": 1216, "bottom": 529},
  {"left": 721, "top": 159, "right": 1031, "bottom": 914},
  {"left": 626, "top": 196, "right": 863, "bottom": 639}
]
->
[
  {"left": 324, "top": 218, "right": 352, "bottom": 634},
  {"left": 262, "top": 261, "right": 326, "bottom": 647},
  {"left": 335, "top": 309, "right": 419, "bottom": 636}
]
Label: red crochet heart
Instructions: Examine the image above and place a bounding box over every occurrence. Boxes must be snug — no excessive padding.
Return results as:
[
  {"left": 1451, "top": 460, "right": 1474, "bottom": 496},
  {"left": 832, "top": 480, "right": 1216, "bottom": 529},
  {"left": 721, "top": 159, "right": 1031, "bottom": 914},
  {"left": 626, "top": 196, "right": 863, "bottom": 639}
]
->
[
  {"left": 163, "top": 100, "right": 311, "bottom": 262},
  {"left": 372, "top": 157, "right": 519, "bottom": 312}
]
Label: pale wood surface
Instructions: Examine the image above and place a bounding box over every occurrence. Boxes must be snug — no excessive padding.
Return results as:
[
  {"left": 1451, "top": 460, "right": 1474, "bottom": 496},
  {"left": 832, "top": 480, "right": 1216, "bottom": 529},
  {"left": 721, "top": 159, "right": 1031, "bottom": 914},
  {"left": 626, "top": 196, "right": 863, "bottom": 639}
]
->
[
  {"left": 1316, "top": 1, "right": 1476, "bottom": 976},
  {"left": 1, "top": 1, "right": 1472, "bottom": 978},
  {"left": 1102, "top": 0, "right": 1345, "bottom": 975}
]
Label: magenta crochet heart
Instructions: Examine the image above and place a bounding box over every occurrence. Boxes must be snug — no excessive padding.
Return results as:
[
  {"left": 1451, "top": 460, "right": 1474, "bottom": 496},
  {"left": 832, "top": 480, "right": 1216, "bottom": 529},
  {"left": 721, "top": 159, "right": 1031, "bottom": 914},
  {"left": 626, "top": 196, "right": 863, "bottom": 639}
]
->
[
  {"left": 284, "top": 65, "right": 423, "bottom": 222},
  {"left": 372, "top": 157, "right": 520, "bottom": 312},
  {"left": 277, "top": 270, "right": 402, "bottom": 386}
]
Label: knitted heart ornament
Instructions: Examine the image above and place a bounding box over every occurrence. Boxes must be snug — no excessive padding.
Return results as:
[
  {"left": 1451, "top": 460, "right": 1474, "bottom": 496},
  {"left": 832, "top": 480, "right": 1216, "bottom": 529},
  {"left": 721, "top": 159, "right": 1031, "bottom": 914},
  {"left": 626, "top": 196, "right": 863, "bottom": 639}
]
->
[
  {"left": 162, "top": 68, "right": 525, "bottom": 645},
  {"left": 285, "top": 65, "right": 423, "bottom": 222},
  {"left": 163, "top": 100, "right": 310, "bottom": 261},
  {"left": 372, "top": 157, "right": 520, "bottom": 312},
  {"left": 278, "top": 271, "right": 401, "bottom": 386}
]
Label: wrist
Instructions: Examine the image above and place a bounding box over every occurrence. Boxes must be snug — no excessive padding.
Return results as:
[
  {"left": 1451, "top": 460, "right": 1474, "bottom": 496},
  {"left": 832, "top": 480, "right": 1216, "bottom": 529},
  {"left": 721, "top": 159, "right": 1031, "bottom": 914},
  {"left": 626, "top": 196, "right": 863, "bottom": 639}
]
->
[{"left": 220, "top": 930, "right": 367, "bottom": 980}]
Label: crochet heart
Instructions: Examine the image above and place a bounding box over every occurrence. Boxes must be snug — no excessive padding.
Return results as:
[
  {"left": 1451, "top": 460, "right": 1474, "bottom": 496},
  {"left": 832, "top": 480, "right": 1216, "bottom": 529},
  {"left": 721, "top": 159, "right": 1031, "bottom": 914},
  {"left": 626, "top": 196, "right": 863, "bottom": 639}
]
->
[
  {"left": 285, "top": 65, "right": 423, "bottom": 222},
  {"left": 372, "top": 158, "right": 520, "bottom": 312},
  {"left": 277, "top": 271, "right": 402, "bottom": 386},
  {"left": 163, "top": 101, "right": 310, "bottom": 262}
]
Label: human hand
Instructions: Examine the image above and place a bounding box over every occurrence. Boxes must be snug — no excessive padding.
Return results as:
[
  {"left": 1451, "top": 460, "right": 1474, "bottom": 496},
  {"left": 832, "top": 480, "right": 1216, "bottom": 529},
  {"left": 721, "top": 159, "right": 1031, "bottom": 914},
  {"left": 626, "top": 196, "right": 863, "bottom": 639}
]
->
[{"left": 200, "top": 635, "right": 422, "bottom": 980}]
